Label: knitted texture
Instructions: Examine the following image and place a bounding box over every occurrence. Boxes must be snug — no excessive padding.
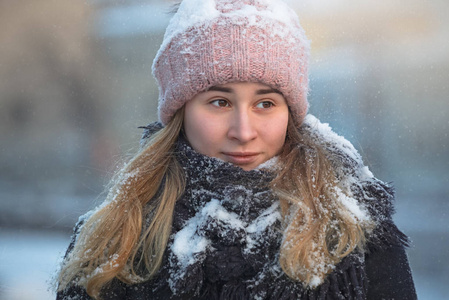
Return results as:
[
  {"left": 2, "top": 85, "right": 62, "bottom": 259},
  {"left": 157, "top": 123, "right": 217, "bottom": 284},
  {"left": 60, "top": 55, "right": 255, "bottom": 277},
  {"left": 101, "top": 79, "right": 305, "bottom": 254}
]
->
[{"left": 152, "top": 0, "right": 310, "bottom": 126}]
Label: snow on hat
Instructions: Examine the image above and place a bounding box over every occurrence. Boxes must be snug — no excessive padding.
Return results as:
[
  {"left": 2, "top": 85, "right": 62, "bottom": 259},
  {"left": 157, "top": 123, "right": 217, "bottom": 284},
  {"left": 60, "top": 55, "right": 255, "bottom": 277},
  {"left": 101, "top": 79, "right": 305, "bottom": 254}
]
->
[{"left": 152, "top": 0, "right": 310, "bottom": 126}]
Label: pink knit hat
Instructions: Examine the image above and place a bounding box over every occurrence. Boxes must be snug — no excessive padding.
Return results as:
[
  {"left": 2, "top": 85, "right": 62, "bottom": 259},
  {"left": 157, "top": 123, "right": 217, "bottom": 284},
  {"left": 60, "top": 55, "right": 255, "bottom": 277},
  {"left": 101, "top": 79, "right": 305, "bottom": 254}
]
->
[{"left": 152, "top": 0, "right": 310, "bottom": 126}]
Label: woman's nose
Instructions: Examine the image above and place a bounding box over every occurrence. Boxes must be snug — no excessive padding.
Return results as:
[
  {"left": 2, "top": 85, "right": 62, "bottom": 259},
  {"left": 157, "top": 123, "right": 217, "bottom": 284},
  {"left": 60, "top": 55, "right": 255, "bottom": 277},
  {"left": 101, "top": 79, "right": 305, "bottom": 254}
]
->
[{"left": 227, "top": 110, "right": 257, "bottom": 143}]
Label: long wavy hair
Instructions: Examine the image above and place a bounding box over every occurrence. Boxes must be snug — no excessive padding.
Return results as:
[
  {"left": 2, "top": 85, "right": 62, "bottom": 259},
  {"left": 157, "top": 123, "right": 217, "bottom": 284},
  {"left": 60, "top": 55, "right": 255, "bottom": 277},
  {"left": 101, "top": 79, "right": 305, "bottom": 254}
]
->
[
  {"left": 57, "top": 108, "right": 370, "bottom": 299},
  {"left": 274, "top": 117, "right": 370, "bottom": 286}
]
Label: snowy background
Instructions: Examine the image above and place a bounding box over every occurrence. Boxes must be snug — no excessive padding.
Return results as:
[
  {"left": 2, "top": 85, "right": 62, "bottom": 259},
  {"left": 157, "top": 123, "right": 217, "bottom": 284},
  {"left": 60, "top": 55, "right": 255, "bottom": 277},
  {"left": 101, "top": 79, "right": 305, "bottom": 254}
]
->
[{"left": 1, "top": 0, "right": 448, "bottom": 299}]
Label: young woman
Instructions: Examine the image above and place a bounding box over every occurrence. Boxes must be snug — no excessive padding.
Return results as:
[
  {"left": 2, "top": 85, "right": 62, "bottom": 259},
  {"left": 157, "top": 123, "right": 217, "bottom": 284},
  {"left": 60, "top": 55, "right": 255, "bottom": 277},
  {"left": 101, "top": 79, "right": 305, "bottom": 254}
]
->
[{"left": 56, "top": 0, "right": 417, "bottom": 299}]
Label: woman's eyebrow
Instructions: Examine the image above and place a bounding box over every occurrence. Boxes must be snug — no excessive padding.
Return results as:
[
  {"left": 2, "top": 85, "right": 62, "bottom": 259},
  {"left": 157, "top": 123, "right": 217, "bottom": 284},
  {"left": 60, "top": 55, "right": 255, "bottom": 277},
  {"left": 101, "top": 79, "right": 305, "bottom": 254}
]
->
[
  {"left": 256, "top": 88, "right": 282, "bottom": 95},
  {"left": 207, "top": 86, "right": 282, "bottom": 95},
  {"left": 207, "top": 86, "right": 233, "bottom": 93}
]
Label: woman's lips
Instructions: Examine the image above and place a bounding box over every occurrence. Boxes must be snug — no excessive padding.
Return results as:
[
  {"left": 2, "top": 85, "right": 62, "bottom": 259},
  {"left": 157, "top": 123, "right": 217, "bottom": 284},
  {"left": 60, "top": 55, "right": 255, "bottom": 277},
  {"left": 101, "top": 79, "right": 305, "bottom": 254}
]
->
[{"left": 222, "top": 152, "right": 260, "bottom": 166}]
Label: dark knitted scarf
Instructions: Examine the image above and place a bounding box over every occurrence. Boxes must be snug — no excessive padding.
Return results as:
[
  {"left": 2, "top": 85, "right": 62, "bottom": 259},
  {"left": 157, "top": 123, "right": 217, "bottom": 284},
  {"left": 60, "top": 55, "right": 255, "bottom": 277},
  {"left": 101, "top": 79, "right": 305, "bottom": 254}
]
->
[{"left": 138, "top": 135, "right": 396, "bottom": 300}]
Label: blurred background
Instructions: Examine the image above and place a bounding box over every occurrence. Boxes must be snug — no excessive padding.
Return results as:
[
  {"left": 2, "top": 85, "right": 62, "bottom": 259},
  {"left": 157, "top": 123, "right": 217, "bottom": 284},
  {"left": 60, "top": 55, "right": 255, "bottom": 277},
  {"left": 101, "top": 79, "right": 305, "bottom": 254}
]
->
[{"left": 0, "top": 0, "right": 447, "bottom": 299}]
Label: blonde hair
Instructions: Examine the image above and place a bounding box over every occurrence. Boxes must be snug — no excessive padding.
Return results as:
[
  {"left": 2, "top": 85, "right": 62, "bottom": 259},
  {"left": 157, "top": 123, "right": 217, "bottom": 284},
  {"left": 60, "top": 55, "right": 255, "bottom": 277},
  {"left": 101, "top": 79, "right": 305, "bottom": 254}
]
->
[
  {"left": 58, "top": 109, "right": 369, "bottom": 298},
  {"left": 58, "top": 108, "right": 185, "bottom": 298},
  {"left": 273, "top": 117, "right": 371, "bottom": 286}
]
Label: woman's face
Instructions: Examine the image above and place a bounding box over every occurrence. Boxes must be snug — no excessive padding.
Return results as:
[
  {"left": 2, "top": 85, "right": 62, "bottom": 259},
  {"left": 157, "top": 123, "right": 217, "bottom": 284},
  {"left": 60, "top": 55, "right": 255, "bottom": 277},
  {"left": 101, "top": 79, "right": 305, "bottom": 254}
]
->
[{"left": 183, "top": 82, "right": 289, "bottom": 171}]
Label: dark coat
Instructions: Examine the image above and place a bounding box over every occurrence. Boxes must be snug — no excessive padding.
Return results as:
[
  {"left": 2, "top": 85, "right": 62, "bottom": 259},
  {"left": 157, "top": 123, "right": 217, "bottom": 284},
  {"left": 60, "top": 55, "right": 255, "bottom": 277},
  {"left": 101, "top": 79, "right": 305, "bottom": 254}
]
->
[{"left": 57, "top": 115, "right": 416, "bottom": 300}]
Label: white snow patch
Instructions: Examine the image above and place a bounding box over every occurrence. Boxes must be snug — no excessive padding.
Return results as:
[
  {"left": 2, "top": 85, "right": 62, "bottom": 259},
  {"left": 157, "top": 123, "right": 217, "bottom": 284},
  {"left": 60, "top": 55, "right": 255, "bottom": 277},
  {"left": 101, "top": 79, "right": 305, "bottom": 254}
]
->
[
  {"left": 170, "top": 198, "right": 281, "bottom": 282},
  {"left": 255, "top": 156, "right": 279, "bottom": 171},
  {"left": 304, "top": 114, "right": 363, "bottom": 165},
  {"left": 202, "top": 199, "right": 246, "bottom": 229},
  {"left": 153, "top": 0, "right": 219, "bottom": 65},
  {"left": 153, "top": 0, "right": 308, "bottom": 73},
  {"left": 171, "top": 220, "right": 210, "bottom": 266},
  {"left": 334, "top": 186, "right": 369, "bottom": 222},
  {"left": 171, "top": 199, "right": 246, "bottom": 268},
  {"left": 359, "top": 165, "right": 374, "bottom": 180},
  {"left": 246, "top": 202, "right": 281, "bottom": 252},
  {"left": 246, "top": 202, "right": 280, "bottom": 235},
  {"left": 309, "top": 275, "right": 323, "bottom": 288}
]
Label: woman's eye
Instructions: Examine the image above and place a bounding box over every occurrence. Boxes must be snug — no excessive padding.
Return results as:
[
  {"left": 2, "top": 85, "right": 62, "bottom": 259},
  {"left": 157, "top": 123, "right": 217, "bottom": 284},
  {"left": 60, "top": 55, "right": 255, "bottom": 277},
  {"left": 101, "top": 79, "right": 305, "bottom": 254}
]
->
[
  {"left": 256, "top": 101, "right": 274, "bottom": 109},
  {"left": 210, "top": 99, "right": 229, "bottom": 107}
]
